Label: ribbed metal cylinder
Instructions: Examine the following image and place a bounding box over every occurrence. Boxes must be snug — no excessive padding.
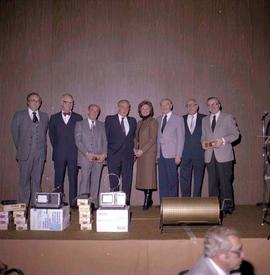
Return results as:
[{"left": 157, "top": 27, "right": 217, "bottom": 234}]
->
[{"left": 161, "top": 197, "right": 220, "bottom": 225}]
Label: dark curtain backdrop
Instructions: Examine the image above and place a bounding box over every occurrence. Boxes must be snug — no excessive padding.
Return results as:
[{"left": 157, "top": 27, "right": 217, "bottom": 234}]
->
[{"left": 0, "top": 0, "right": 269, "bottom": 205}]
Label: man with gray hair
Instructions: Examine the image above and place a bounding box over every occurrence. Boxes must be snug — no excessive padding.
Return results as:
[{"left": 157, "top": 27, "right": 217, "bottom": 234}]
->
[
  {"left": 75, "top": 104, "right": 107, "bottom": 209},
  {"left": 188, "top": 226, "right": 244, "bottom": 275},
  {"left": 49, "top": 94, "right": 83, "bottom": 208}
]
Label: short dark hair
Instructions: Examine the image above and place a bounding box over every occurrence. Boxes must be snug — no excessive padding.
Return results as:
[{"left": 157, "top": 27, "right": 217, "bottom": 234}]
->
[
  {"left": 138, "top": 100, "right": 154, "bottom": 118},
  {"left": 26, "top": 92, "right": 42, "bottom": 103}
]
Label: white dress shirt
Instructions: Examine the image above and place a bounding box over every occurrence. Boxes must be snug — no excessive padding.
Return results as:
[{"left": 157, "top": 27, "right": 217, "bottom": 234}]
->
[
  {"left": 88, "top": 118, "right": 96, "bottom": 130},
  {"left": 28, "top": 108, "right": 40, "bottom": 122},
  {"left": 187, "top": 112, "right": 197, "bottom": 133},
  {"left": 62, "top": 111, "right": 71, "bottom": 125},
  {"left": 162, "top": 111, "right": 172, "bottom": 123},
  {"left": 210, "top": 110, "right": 221, "bottom": 126},
  {"left": 118, "top": 114, "right": 130, "bottom": 135}
]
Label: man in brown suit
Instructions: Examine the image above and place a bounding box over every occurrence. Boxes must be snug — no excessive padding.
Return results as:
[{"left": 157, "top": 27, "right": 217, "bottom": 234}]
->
[{"left": 134, "top": 100, "right": 158, "bottom": 210}]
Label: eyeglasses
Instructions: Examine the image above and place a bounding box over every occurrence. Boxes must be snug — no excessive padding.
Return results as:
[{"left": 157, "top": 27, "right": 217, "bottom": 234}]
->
[
  {"left": 63, "top": 100, "right": 73, "bottom": 104},
  {"left": 228, "top": 246, "right": 243, "bottom": 257}
]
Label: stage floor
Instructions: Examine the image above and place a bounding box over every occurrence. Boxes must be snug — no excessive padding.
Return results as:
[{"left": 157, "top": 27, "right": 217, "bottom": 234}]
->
[
  {"left": 0, "top": 205, "right": 269, "bottom": 240},
  {"left": 1, "top": 205, "right": 270, "bottom": 275}
]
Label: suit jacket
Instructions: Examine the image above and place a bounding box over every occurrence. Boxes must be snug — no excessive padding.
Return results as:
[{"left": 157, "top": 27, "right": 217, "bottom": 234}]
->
[
  {"left": 49, "top": 111, "right": 83, "bottom": 162},
  {"left": 105, "top": 114, "right": 137, "bottom": 158},
  {"left": 11, "top": 109, "right": 49, "bottom": 161},
  {"left": 188, "top": 257, "right": 224, "bottom": 275},
  {"left": 201, "top": 112, "right": 239, "bottom": 163},
  {"left": 182, "top": 113, "right": 206, "bottom": 160},
  {"left": 157, "top": 113, "right": 185, "bottom": 158},
  {"left": 75, "top": 118, "right": 107, "bottom": 167}
]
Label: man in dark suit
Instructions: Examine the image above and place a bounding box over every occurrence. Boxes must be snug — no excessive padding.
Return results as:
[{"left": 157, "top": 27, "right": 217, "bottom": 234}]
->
[
  {"left": 189, "top": 226, "right": 244, "bottom": 275},
  {"left": 105, "top": 99, "right": 137, "bottom": 204},
  {"left": 75, "top": 104, "right": 107, "bottom": 208},
  {"left": 201, "top": 97, "right": 240, "bottom": 214},
  {"left": 11, "top": 92, "right": 49, "bottom": 206},
  {"left": 49, "top": 94, "right": 83, "bottom": 208},
  {"left": 157, "top": 98, "right": 185, "bottom": 199},
  {"left": 180, "top": 99, "right": 206, "bottom": 197}
]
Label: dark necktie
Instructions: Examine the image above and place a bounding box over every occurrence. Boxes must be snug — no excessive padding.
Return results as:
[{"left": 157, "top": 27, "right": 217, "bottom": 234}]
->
[
  {"left": 211, "top": 115, "right": 216, "bottom": 132},
  {"left": 33, "top": 112, "right": 38, "bottom": 123},
  {"left": 91, "top": 120, "right": 95, "bottom": 130},
  {"left": 121, "top": 117, "right": 126, "bottom": 135},
  {"left": 161, "top": 115, "right": 167, "bottom": 133}
]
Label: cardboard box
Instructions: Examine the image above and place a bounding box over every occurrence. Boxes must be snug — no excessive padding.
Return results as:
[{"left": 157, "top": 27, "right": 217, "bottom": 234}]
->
[
  {"left": 0, "top": 218, "right": 9, "bottom": 224},
  {"left": 3, "top": 203, "right": 26, "bottom": 212},
  {"left": 0, "top": 212, "right": 9, "bottom": 219},
  {"left": 79, "top": 212, "right": 91, "bottom": 219},
  {"left": 79, "top": 205, "right": 91, "bottom": 212},
  {"left": 77, "top": 198, "right": 91, "bottom": 206},
  {"left": 80, "top": 223, "right": 92, "bottom": 231},
  {"left": 79, "top": 217, "right": 91, "bottom": 225},
  {"left": 96, "top": 207, "right": 129, "bottom": 232},
  {"left": 0, "top": 224, "right": 8, "bottom": 230},
  {"left": 30, "top": 205, "right": 70, "bottom": 231},
  {"left": 14, "top": 217, "right": 26, "bottom": 225},
  {"left": 16, "top": 224, "right": 28, "bottom": 231},
  {"left": 13, "top": 211, "right": 26, "bottom": 218}
]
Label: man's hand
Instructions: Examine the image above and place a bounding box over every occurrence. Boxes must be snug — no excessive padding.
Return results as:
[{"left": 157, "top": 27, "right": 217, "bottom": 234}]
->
[
  {"left": 85, "top": 152, "right": 96, "bottom": 162},
  {"left": 175, "top": 155, "right": 181, "bottom": 165},
  {"left": 213, "top": 138, "right": 223, "bottom": 148},
  {"left": 96, "top": 154, "right": 106, "bottom": 163},
  {"left": 202, "top": 141, "right": 207, "bottom": 150}
]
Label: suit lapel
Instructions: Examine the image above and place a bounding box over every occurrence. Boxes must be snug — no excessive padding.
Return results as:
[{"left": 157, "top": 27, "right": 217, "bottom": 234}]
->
[
  {"left": 163, "top": 113, "right": 174, "bottom": 133},
  {"left": 215, "top": 112, "right": 224, "bottom": 131}
]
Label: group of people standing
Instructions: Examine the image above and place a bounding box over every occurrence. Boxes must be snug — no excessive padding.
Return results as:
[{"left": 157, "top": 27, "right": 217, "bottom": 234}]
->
[{"left": 11, "top": 93, "right": 239, "bottom": 214}]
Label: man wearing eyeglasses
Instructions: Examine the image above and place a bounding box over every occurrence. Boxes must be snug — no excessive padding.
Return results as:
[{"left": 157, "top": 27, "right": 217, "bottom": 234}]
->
[
  {"left": 180, "top": 99, "right": 206, "bottom": 197},
  {"left": 11, "top": 93, "right": 49, "bottom": 207},
  {"left": 201, "top": 97, "right": 239, "bottom": 215},
  {"left": 188, "top": 226, "right": 244, "bottom": 275},
  {"left": 49, "top": 94, "right": 83, "bottom": 208}
]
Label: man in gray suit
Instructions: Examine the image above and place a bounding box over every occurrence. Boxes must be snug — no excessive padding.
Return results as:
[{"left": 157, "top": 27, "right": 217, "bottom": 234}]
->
[
  {"left": 201, "top": 97, "right": 239, "bottom": 214},
  {"left": 11, "top": 92, "right": 49, "bottom": 206},
  {"left": 188, "top": 226, "right": 244, "bottom": 275},
  {"left": 75, "top": 104, "right": 107, "bottom": 208},
  {"left": 157, "top": 98, "right": 185, "bottom": 200}
]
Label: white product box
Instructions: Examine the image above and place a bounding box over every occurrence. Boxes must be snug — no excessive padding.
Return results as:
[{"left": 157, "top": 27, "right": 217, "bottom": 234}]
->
[
  {"left": 0, "top": 218, "right": 9, "bottom": 224},
  {"left": 79, "top": 212, "right": 91, "bottom": 219},
  {"left": 14, "top": 217, "right": 26, "bottom": 225},
  {"left": 30, "top": 205, "right": 70, "bottom": 231},
  {"left": 77, "top": 198, "right": 91, "bottom": 206},
  {"left": 3, "top": 203, "right": 26, "bottom": 212},
  {"left": 13, "top": 211, "right": 26, "bottom": 218},
  {"left": 79, "top": 205, "right": 91, "bottom": 212},
  {"left": 96, "top": 207, "right": 129, "bottom": 232},
  {"left": 16, "top": 223, "right": 28, "bottom": 231},
  {"left": 0, "top": 212, "right": 9, "bottom": 219},
  {"left": 79, "top": 217, "right": 91, "bottom": 225},
  {"left": 80, "top": 223, "right": 92, "bottom": 231},
  {"left": 0, "top": 223, "right": 8, "bottom": 230}
]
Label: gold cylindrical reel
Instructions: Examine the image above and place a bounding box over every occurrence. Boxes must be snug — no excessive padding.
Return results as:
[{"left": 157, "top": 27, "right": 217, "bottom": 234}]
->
[{"left": 161, "top": 197, "right": 220, "bottom": 225}]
